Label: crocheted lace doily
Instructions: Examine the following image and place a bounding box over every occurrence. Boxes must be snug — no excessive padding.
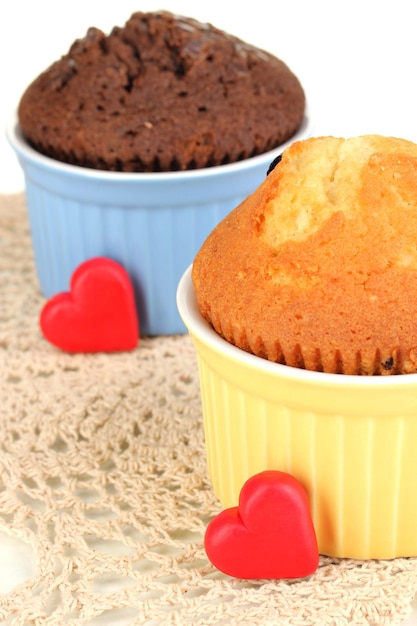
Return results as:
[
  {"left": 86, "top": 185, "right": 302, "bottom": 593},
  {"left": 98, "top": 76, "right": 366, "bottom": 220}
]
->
[{"left": 0, "top": 194, "right": 416, "bottom": 625}]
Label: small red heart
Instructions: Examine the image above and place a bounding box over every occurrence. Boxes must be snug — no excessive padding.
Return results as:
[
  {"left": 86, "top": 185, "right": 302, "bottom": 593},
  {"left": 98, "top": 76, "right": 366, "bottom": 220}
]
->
[
  {"left": 204, "top": 470, "right": 319, "bottom": 579},
  {"left": 40, "top": 257, "right": 139, "bottom": 353}
]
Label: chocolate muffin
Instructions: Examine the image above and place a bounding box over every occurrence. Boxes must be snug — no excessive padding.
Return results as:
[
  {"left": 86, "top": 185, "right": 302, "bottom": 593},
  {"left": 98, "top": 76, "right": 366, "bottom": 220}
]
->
[
  {"left": 192, "top": 135, "right": 417, "bottom": 375},
  {"left": 17, "top": 10, "right": 305, "bottom": 172}
]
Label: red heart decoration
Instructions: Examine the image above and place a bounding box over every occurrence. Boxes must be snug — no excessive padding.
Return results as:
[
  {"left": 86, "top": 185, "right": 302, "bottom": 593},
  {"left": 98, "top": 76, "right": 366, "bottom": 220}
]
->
[
  {"left": 40, "top": 257, "right": 139, "bottom": 353},
  {"left": 204, "top": 470, "right": 319, "bottom": 579}
]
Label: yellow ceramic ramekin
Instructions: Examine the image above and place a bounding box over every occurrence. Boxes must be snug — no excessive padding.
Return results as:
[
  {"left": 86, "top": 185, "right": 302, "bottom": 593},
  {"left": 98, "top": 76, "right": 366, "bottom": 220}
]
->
[{"left": 177, "top": 265, "right": 417, "bottom": 559}]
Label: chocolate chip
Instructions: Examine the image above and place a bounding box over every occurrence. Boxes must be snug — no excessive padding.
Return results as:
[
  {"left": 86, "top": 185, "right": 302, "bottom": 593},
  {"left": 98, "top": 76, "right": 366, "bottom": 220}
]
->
[
  {"left": 266, "top": 153, "right": 282, "bottom": 175},
  {"left": 382, "top": 356, "right": 394, "bottom": 370}
]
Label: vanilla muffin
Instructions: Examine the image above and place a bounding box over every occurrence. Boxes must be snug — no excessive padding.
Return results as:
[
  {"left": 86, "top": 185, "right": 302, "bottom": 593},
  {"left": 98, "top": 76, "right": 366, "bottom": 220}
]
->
[
  {"left": 192, "top": 135, "right": 417, "bottom": 375},
  {"left": 17, "top": 10, "right": 305, "bottom": 172}
]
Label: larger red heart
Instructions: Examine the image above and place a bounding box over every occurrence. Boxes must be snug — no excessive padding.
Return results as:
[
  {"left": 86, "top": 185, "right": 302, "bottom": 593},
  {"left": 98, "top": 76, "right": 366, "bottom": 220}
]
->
[
  {"left": 204, "top": 470, "right": 319, "bottom": 579},
  {"left": 40, "top": 257, "right": 139, "bottom": 353}
]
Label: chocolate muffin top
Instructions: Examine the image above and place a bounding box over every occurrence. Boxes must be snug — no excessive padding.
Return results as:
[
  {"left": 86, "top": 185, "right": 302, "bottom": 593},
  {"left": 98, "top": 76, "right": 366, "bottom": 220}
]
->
[{"left": 17, "top": 10, "right": 305, "bottom": 172}]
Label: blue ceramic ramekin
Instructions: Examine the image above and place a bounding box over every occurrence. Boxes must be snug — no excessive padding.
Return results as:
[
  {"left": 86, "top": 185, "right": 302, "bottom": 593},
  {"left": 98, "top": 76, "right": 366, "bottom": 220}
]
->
[{"left": 7, "top": 106, "right": 313, "bottom": 335}]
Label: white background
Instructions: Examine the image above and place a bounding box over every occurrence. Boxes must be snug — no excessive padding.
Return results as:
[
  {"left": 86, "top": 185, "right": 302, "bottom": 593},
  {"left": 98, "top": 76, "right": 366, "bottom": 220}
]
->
[
  {"left": 2, "top": 0, "right": 417, "bottom": 193},
  {"left": 1, "top": 1, "right": 417, "bottom": 623}
]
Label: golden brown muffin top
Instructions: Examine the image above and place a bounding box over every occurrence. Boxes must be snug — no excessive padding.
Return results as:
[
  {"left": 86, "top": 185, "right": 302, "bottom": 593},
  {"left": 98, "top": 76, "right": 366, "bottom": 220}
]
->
[{"left": 192, "top": 135, "right": 417, "bottom": 374}]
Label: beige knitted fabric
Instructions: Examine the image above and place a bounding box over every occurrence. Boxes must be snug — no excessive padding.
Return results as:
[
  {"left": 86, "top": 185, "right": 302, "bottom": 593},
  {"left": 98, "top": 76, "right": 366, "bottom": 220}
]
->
[{"left": 1, "top": 193, "right": 417, "bottom": 625}]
